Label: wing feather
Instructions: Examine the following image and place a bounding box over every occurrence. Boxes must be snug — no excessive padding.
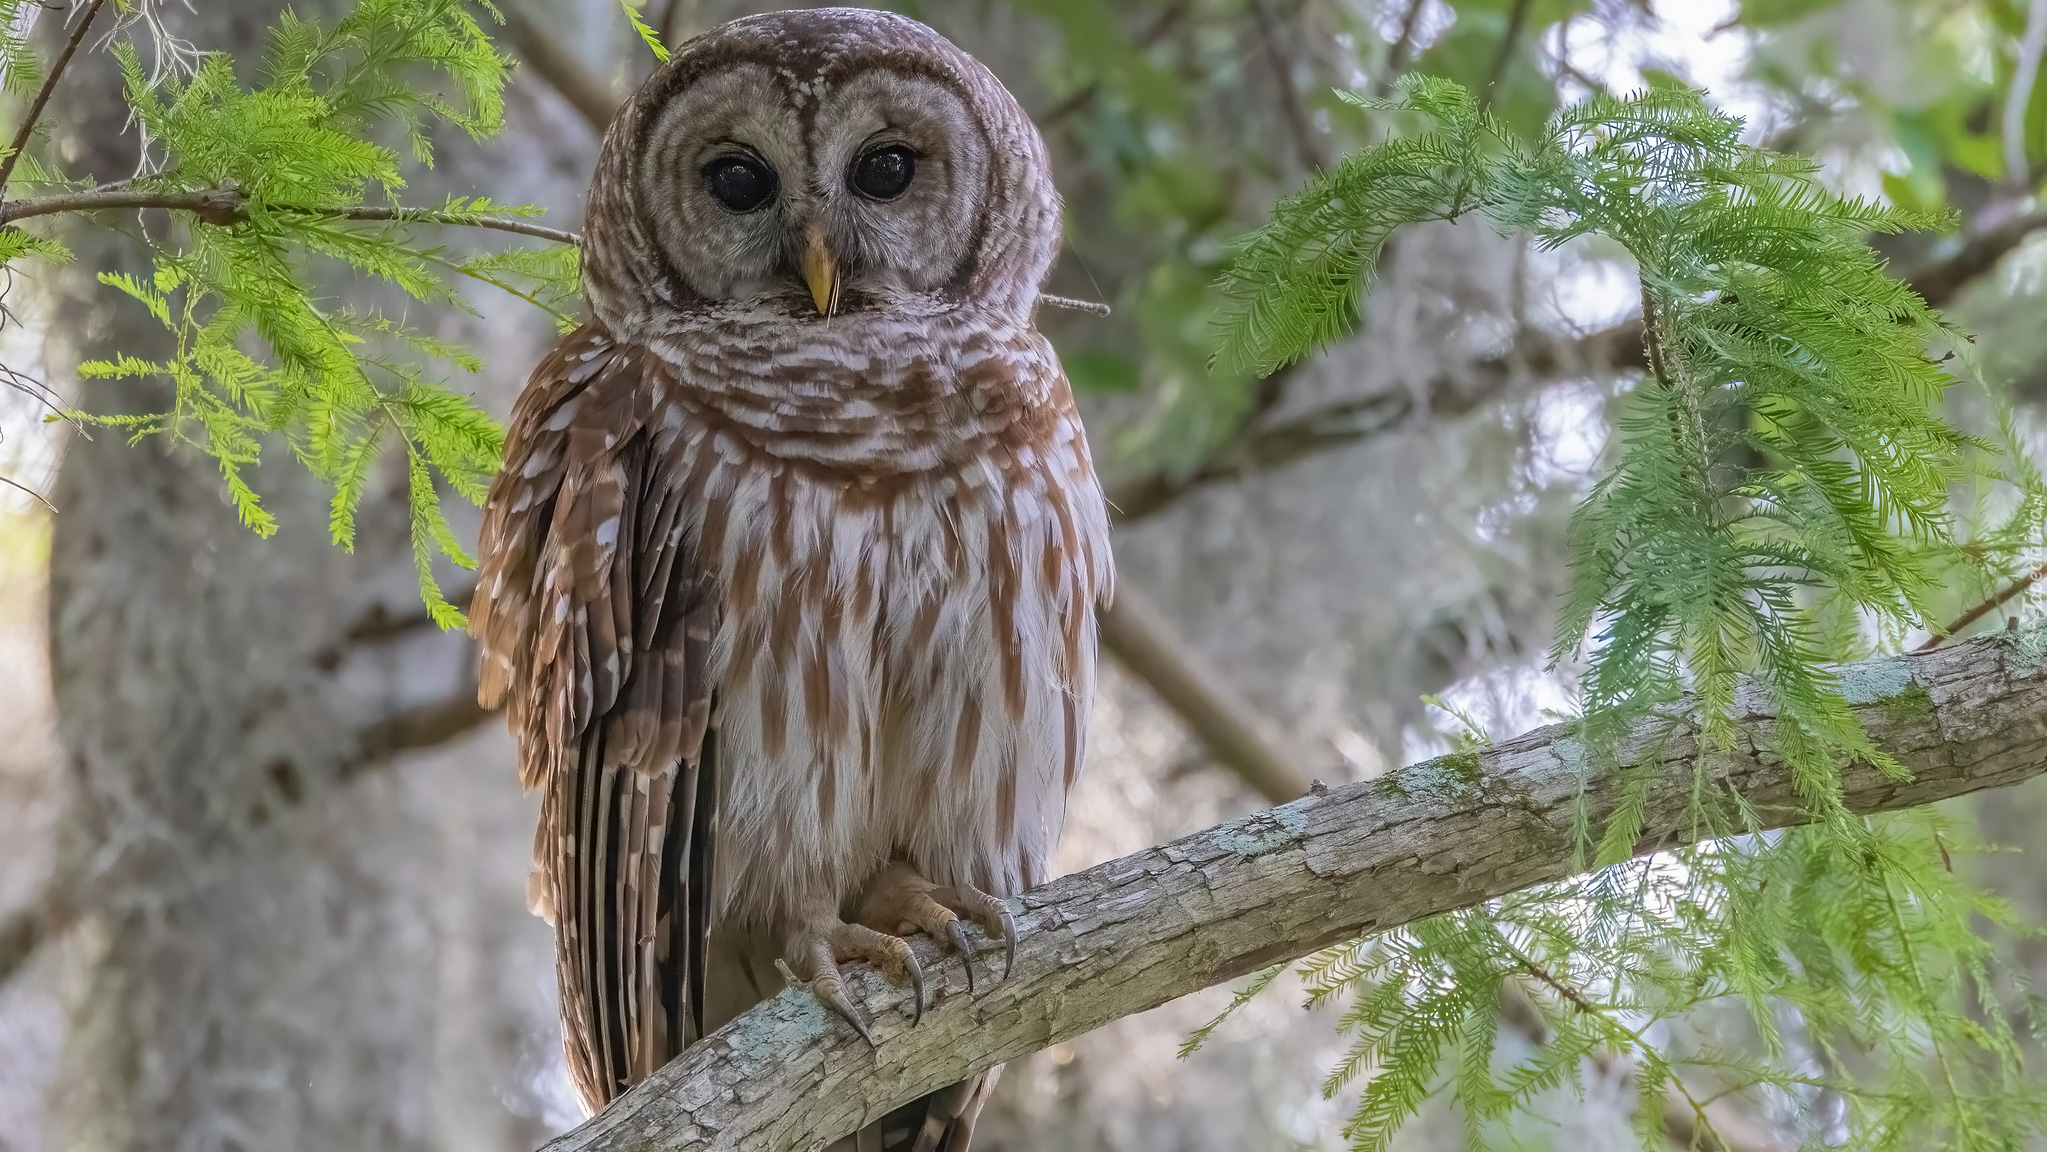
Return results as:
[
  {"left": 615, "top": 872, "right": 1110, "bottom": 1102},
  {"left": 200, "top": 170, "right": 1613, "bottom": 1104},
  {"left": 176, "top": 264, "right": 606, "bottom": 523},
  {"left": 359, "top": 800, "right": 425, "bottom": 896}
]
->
[{"left": 472, "top": 325, "right": 716, "bottom": 1109}]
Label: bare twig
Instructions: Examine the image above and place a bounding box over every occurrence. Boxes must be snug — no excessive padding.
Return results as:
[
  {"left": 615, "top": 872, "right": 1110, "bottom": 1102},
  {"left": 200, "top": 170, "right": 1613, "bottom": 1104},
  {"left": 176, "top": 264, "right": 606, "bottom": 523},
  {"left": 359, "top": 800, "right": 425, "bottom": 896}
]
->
[
  {"left": 498, "top": 1, "right": 625, "bottom": 133},
  {"left": 1038, "top": 4, "right": 1192, "bottom": 129},
  {"left": 1105, "top": 322, "right": 1639, "bottom": 522},
  {"left": 0, "top": 0, "right": 109, "bottom": 197},
  {"left": 654, "top": 0, "right": 692, "bottom": 47},
  {"left": 0, "top": 187, "right": 582, "bottom": 244},
  {"left": 1040, "top": 293, "right": 1111, "bottom": 315},
  {"left": 538, "top": 629, "right": 2047, "bottom": 1152},
  {"left": 1098, "top": 585, "right": 1312, "bottom": 803},
  {"left": 1246, "top": 0, "right": 1325, "bottom": 172},
  {"left": 1916, "top": 560, "right": 2047, "bottom": 652},
  {"left": 0, "top": 871, "right": 76, "bottom": 989},
  {"left": 1377, "top": 0, "right": 1428, "bottom": 96},
  {"left": 1482, "top": 0, "right": 1536, "bottom": 108},
  {"left": 1902, "top": 208, "right": 2047, "bottom": 304},
  {"left": 0, "top": 469, "right": 53, "bottom": 512},
  {"left": 2008, "top": 0, "right": 2047, "bottom": 191},
  {"left": 342, "top": 689, "right": 494, "bottom": 777}
]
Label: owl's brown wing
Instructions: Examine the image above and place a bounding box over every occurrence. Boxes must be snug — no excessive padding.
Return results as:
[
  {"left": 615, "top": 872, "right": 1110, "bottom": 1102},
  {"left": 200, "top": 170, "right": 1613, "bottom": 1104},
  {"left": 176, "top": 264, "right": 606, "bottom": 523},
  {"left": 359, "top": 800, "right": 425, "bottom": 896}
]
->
[{"left": 471, "top": 324, "right": 716, "bottom": 1110}]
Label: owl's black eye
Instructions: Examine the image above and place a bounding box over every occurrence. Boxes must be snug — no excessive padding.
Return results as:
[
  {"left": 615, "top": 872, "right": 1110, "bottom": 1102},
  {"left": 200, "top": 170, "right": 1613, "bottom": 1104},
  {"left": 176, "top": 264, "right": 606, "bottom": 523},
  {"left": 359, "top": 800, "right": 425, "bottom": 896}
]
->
[
  {"left": 704, "top": 155, "right": 776, "bottom": 213},
  {"left": 851, "top": 145, "right": 915, "bottom": 201}
]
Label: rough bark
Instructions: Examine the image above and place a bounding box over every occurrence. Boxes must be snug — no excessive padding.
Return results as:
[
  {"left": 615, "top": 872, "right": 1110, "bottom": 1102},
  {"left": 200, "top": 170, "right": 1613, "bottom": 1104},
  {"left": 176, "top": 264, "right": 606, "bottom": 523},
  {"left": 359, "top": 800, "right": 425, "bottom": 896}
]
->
[{"left": 543, "top": 627, "right": 2047, "bottom": 1152}]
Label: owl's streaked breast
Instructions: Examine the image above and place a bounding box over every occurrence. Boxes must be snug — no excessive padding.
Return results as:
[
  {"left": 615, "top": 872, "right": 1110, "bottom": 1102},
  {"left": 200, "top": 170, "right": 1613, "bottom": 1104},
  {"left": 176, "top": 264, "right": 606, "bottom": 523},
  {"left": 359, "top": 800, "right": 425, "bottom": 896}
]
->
[{"left": 646, "top": 312, "right": 1113, "bottom": 931}]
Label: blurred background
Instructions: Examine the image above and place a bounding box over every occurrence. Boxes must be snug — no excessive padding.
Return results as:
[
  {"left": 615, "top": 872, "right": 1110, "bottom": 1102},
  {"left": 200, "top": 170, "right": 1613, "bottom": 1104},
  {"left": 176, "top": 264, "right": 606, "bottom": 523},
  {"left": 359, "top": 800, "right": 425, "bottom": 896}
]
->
[{"left": 2, "top": 0, "right": 2046, "bottom": 1149}]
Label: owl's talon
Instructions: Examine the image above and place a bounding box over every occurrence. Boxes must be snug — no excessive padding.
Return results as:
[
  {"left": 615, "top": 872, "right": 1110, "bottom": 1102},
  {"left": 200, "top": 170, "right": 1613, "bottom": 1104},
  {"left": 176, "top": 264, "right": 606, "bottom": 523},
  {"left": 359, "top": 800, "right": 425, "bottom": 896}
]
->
[
  {"left": 939, "top": 882, "right": 1019, "bottom": 983},
  {"left": 790, "top": 919, "right": 923, "bottom": 1041},
  {"left": 904, "top": 948, "right": 927, "bottom": 1026},
  {"left": 822, "top": 981, "right": 877, "bottom": 1047},
  {"left": 948, "top": 919, "right": 977, "bottom": 994},
  {"left": 995, "top": 906, "right": 1018, "bottom": 982}
]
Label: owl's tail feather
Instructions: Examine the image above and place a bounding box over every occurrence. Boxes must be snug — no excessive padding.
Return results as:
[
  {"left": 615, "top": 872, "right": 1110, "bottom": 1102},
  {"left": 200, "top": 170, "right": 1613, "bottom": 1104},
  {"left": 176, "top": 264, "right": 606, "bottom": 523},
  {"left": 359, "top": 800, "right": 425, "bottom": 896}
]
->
[{"left": 829, "top": 1068, "right": 1003, "bottom": 1152}]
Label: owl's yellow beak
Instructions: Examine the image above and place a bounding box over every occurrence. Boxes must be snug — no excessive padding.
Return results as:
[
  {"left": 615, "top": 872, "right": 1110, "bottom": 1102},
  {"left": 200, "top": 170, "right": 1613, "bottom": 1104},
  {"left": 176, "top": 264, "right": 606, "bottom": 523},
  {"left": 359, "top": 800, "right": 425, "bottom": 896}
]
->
[{"left": 802, "top": 225, "right": 839, "bottom": 317}]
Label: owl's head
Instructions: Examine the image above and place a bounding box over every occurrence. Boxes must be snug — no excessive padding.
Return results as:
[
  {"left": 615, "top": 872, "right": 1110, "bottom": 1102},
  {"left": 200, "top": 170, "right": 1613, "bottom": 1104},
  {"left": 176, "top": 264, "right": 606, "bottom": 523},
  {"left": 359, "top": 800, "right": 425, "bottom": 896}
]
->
[{"left": 582, "top": 9, "right": 1061, "bottom": 336}]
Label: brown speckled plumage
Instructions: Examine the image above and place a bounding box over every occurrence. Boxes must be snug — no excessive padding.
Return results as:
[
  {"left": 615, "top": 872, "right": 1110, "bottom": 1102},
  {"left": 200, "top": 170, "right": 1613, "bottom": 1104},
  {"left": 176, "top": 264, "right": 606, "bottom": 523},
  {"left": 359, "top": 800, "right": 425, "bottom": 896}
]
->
[{"left": 471, "top": 11, "right": 1112, "bottom": 1149}]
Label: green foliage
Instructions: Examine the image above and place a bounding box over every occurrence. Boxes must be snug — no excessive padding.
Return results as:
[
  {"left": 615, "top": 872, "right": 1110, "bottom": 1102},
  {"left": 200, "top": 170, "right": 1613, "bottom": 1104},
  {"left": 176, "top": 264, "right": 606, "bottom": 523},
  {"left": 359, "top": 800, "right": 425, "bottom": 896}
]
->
[
  {"left": 620, "top": 0, "right": 670, "bottom": 63},
  {"left": 4, "top": 0, "right": 579, "bottom": 625},
  {"left": 1203, "top": 77, "right": 2047, "bottom": 1149}
]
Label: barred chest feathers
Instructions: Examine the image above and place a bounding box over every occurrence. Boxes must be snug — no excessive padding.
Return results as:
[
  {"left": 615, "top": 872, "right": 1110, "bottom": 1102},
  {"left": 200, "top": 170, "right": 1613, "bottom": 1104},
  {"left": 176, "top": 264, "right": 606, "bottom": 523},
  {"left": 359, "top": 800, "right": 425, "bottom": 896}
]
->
[{"left": 645, "top": 312, "right": 1113, "bottom": 933}]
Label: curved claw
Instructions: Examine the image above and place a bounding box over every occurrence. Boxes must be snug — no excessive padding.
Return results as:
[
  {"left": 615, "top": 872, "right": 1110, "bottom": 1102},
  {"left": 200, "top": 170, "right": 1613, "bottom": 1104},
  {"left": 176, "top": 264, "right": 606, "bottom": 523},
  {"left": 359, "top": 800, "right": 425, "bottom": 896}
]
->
[
  {"left": 948, "top": 919, "right": 977, "bottom": 995},
  {"left": 997, "top": 906, "right": 1018, "bottom": 982},
  {"left": 823, "top": 984, "right": 876, "bottom": 1048},
  {"left": 904, "top": 948, "right": 927, "bottom": 1027}
]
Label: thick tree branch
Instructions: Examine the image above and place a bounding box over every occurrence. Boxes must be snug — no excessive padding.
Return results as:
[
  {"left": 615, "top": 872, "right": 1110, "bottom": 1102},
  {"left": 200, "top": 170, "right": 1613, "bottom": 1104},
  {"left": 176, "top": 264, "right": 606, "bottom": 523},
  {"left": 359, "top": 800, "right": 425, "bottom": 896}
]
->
[
  {"left": 0, "top": 187, "right": 582, "bottom": 244},
  {"left": 541, "top": 629, "right": 2047, "bottom": 1152}
]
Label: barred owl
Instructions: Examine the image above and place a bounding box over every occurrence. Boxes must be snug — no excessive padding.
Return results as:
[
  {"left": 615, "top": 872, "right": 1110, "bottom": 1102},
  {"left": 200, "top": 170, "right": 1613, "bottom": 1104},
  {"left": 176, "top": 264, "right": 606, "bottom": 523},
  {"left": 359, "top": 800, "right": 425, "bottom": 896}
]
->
[{"left": 469, "top": 9, "right": 1113, "bottom": 1150}]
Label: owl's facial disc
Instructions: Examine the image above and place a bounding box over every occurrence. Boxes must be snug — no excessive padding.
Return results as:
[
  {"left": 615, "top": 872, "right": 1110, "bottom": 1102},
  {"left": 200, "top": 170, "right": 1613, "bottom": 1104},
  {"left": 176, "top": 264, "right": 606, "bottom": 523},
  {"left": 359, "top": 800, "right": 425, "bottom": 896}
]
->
[{"left": 638, "top": 60, "right": 997, "bottom": 319}]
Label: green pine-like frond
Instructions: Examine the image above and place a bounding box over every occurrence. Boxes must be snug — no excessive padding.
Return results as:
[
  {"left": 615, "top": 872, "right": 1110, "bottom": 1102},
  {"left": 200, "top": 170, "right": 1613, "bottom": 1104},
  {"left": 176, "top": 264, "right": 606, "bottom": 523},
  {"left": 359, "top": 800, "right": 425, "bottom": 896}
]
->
[
  {"left": 1220, "top": 77, "right": 2046, "bottom": 1150},
  {"left": 12, "top": 0, "right": 557, "bottom": 619}
]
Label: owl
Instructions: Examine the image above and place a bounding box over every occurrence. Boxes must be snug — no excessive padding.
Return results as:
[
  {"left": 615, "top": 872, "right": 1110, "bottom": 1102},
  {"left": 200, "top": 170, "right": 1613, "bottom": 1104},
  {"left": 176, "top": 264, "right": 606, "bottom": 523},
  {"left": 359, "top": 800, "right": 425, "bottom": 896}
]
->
[{"left": 469, "top": 9, "right": 1114, "bottom": 1151}]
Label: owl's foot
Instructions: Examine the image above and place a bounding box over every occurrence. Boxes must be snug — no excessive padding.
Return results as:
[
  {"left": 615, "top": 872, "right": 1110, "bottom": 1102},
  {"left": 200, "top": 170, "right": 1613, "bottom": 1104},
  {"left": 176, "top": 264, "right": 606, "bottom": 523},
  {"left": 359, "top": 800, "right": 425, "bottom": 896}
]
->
[
  {"left": 786, "top": 918, "right": 927, "bottom": 1046},
  {"left": 857, "top": 863, "right": 1019, "bottom": 996},
  {"left": 936, "top": 881, "right": 1019, "bottom": 986}
]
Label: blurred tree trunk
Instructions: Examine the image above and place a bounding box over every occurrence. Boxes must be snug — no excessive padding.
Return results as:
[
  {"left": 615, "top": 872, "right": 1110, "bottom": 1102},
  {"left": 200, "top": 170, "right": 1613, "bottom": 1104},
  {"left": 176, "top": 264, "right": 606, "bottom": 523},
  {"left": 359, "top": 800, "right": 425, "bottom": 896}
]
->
[{"left": 39, "top": 5, "right": 579, "bottom": 1149}]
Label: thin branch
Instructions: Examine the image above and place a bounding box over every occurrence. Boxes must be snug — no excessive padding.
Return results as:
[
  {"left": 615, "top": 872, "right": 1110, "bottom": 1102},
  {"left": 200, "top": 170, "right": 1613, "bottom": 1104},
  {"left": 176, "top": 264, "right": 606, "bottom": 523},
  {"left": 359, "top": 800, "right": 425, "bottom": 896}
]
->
[
  {"left": 342, "top": 689, "right": 494, "bottom": 777},
  {"left": 1107, "top": 199, "right": 2047, "bottom": 525},
  {"left": 1106, "top": 321, "right": 1639, "bottom": 522},
  {"left": 0, "top": 187, "right": 582, "bottom": 244},
  {"left": 1902, "top": 208, "right": 2047, "bottom": 304},
  {"left": 0, "top": 469, "right": 54, "bottom": 512},
  {"left": 0, "top": 0, "right": 109, "bottom": 197},
  {"left": 1496, "top": 983, "right": 1787, "bottom": 1152},
  {"left": 1040, "top": 293, "right": 1111, "bottom": 315},
  {"left": 1246, "top": 0, "right": 1325, "bottom": 172},
  {"left": 1916, "top": 560, "right": 2047, "bottom": 651},
  {"left": 2007, "top": 0, "right": 2047, "bottom": 192},
  {"left": 539, "top": 629, "right": 2047, "bottom": 1152},
  {"left": 1376, "top": 0, "right": 1428, "bottom": 96},
  {"left": 1038, "top": 4, "right": 1192, "bottom": 129},
  {"left": 1482, "top": 0, "right": 1536, "bottom": 108},
  {"left": 498, "top": 1, "right": 625, "bottom": 133},
  {"left": 1099, "top": 585, "right": 1312, "bottom": 803},
  {"left": 654, "top": 0, "right": 691, "bottom": 47},
  {"left": 0, "top": 871, "right": 76, "bottom": 989}
]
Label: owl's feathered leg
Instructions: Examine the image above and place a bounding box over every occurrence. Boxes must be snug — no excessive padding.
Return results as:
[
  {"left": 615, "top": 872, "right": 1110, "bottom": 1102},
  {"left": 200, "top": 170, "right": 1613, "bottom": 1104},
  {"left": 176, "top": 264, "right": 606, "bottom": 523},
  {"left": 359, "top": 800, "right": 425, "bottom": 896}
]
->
[
  {"left": 857, "top": 863, "right": 1018, "bottom": 995},
  {"left": 786, "top": 917, "right": 928, "bottom": 1044}
]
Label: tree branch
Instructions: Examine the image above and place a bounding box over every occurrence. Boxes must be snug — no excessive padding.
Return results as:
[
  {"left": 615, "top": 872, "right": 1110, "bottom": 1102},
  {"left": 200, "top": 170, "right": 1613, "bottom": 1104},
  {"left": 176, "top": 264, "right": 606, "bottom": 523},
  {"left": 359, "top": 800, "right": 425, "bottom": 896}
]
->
[
  {"left": 1109, "top": 202, "right": 2047, "bottom": 525},
  {"left": 0, "top": 870, "right": 76, "bottom": 989},
  {"left": 540, "top": 629, "right": 2047, "bottom": 1152},
  {"left": 0, "top": 0, "right": 109, "bottom": 197},
  {"left": 1098, "top": 584, "right": 1313, "bottom": 802},
  {"left": 1376, "top": 0, "right": 1429, "bottom": 96},
  {"left": 1482, "top": 0, "right": 1536, "bottom": 108},
  {"left": 340, "top": 690, "right": 494, "bottom": 779},
  {"left": 497, "top": 1, "right": 625, "bottom": 133},
  {"left": 1107, "top": 321, "right": 1638, "bottom": 522},
  {"left": 0, "top": 187, "right": 582, "bottom": 244},
  {"left": 1917, "top": 560, "right": 2047, "bottom": 651}
]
